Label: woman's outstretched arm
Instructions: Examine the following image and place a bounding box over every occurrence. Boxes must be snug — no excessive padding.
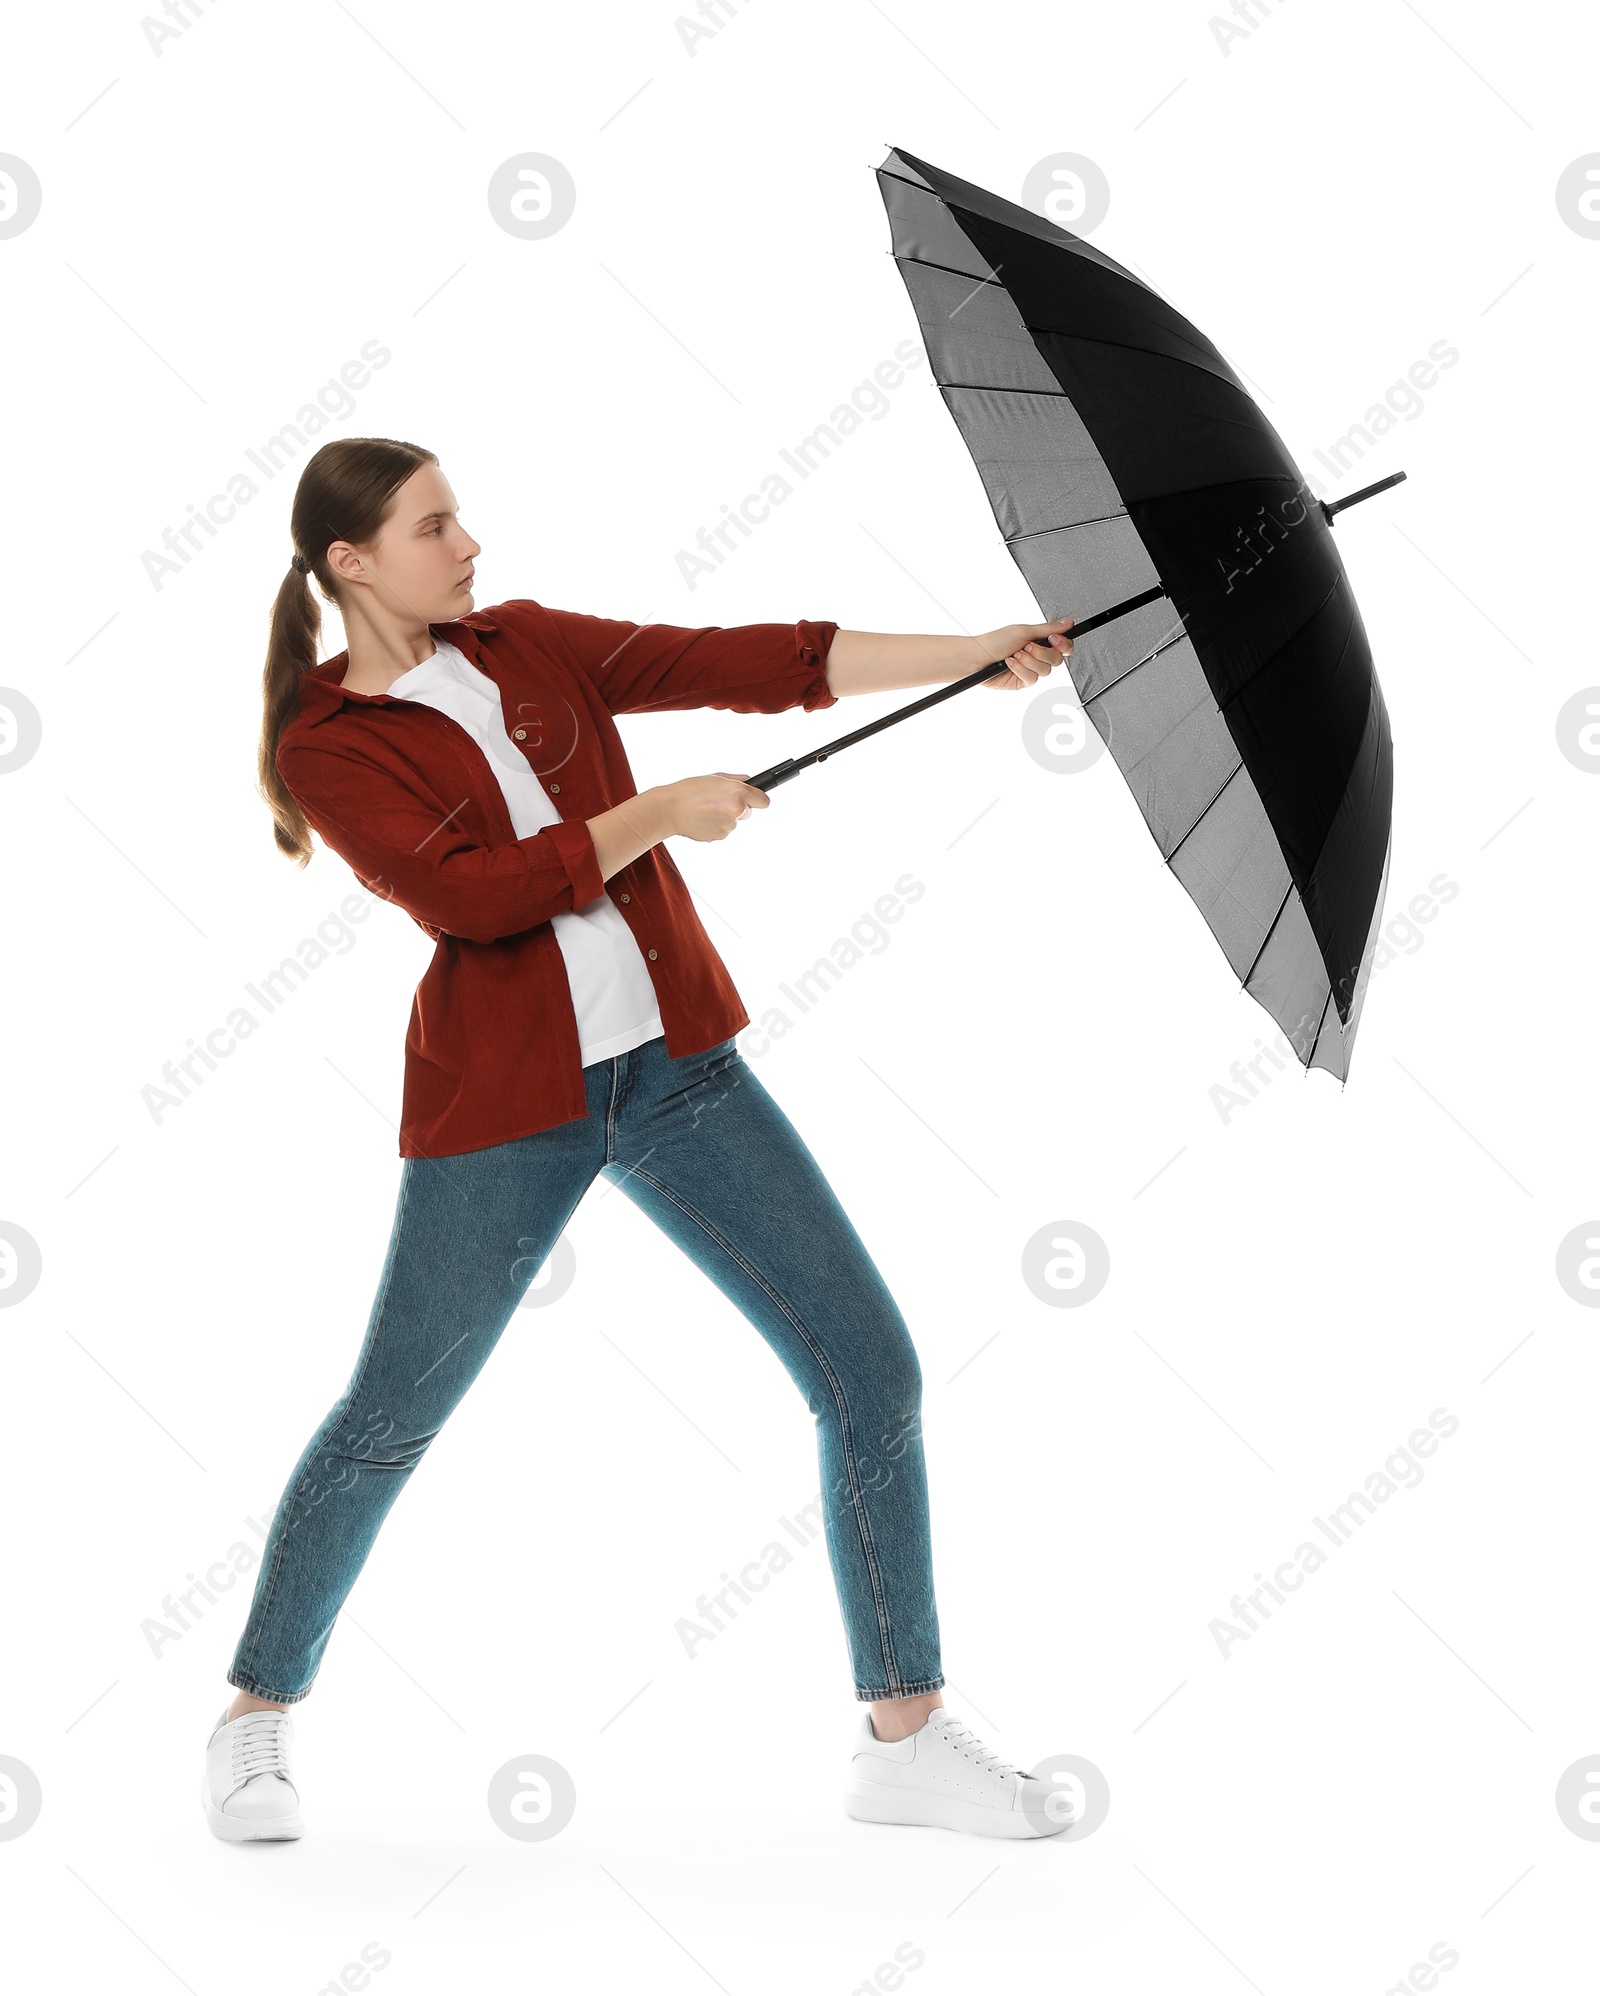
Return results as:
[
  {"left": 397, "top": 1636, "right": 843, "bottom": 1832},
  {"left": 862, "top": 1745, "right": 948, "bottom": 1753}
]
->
[{"left": 824, "top": 619, "right": 1074, "bottom": 698}]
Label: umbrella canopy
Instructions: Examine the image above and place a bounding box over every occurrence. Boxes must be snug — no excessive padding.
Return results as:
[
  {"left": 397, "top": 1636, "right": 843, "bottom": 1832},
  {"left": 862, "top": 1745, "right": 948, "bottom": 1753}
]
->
[{"left": 875, "top": 146, "right": 1395, "bottom": 1079}]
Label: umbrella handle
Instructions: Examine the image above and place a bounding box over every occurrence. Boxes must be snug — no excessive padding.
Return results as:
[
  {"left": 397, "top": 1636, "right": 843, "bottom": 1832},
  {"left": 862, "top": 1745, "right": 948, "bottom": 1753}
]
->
[{"left": 746, "top": 583, "right": 1166, "bottom": 792}]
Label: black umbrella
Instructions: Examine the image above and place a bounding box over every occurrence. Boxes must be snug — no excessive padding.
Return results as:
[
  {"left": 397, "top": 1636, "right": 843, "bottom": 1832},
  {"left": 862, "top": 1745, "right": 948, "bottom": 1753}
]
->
[{"left": 750, "top": 146, "right": 1400, "bottom": 1081}]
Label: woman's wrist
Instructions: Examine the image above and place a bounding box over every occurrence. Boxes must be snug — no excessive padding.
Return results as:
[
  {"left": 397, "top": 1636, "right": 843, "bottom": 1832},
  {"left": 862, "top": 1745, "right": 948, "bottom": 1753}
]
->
[
  {"left": 587, "top": 786, "right": 675, "bottom": 884},
  {"left": 617, "top": 786, "right": 674, "bottom": 846}
]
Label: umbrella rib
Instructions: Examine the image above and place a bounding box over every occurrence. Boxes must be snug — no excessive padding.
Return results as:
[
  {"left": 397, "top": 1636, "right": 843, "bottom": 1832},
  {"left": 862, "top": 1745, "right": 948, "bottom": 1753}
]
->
[
  {"left": 1283, "top": 612, "right": 1380, "bottom": 892},
  {"left": 880, "top": 161, "right": 1159, "bottom": 293},
  {"left": 891, "top": 251, "right": 1004, "bottom": 290},
  {"left": 1006, "top": 472, "right": 1321, "bottom": 551},
  {"left": 878, "top": 167, "right": 951, "bottom": 200},
  {"left": 1080, "top": 624, "right": 1189, "bottom": 706},
  {"left": 897, "top": 256, "right": 1247, "bottom": 389},
  {"left": 1291, "top": 683, "right": 1385, "bottom": 1030},
  {"left": 1162, "top": 759, "right": 1245, "bottom": 867},
  {"left": 1318, "top": 688, "right": 1387, "bottom": 968},
  {"left": 1213, "top": 571, "right": 1345, "bottom": 720},
  {"left": 1215, "top": 572, "right": 1362, "bottom": 881},
  {"left": 1239, "top": 880, "right": 1296, "bottom": 992},
  {"left": 942, "top": 381, "right": 1070, "bottom": 398},
  {"left": 1308, "top": 984, "right": 1335, "bottom": 1061},
  {"left": 1006, "top": 509, "right": 1129, "bottom": 543}
]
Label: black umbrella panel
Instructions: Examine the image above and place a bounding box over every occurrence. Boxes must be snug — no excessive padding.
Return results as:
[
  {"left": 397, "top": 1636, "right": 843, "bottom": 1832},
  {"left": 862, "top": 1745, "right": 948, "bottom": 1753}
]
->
[{"left": 751, "top": 148, "right": 1397, "bottom": 1082}]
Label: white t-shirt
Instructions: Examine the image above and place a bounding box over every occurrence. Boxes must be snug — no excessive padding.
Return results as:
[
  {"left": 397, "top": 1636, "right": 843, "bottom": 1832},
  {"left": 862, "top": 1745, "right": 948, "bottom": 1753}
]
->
[{"left": 387, "top": 636, "right": 665, "bottom": 1067}]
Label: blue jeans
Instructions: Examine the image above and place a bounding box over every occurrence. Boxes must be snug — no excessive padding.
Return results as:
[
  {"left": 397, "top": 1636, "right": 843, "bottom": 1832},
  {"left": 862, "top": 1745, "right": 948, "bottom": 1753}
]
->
[{"left": 228, "top": 1033, "right": 943, "bottom": 1705}]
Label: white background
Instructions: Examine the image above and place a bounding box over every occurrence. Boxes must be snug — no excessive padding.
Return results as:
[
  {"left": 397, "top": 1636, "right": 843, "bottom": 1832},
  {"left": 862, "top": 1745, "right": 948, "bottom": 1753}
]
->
[{"left": 2, "top": 1, "right": 1596, "bottom": 1990}]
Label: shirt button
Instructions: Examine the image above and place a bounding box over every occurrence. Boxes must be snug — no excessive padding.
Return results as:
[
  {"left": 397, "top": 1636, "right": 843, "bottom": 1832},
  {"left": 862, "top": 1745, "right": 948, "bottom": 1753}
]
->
[
  {"left": 513, "top": 728, "right": 527, "bottom": 741},
  {"left": 619, "top": 892, "right": 631, "bottom": 904},
  {"left": 647, "top": 948, "right": 658, "bottom": 960},
  {"left": 549, "top": 782, "right": 561, "bottom": 794}
]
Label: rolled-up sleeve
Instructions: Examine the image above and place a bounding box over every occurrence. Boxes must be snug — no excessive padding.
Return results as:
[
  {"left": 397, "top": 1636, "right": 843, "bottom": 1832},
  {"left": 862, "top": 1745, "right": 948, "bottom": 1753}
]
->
[
  {"left": 513, "top": 601, "right": 840, "bottom": 717},
  {"left": 279, "top": 742, "right": 605, "bottom": 944}
]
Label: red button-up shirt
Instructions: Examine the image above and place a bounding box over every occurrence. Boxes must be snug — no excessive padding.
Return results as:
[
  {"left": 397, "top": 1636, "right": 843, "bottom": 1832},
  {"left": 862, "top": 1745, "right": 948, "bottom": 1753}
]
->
[{"left": 277, "top": 599, "right": 840, "bottom": 1157}]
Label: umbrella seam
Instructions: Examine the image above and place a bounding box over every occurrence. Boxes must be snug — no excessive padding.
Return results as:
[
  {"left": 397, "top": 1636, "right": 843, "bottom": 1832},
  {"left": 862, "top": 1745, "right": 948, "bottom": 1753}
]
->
[
  {"left": 1162, "top": 758, "right": 1245, "bottom": 866},
  {"left": 878, "top": 167, "right": 949, "bottom": 200},
  {"left": 1030, "top": 327, "right": 1246, "bottom": 392},
  {"left": 1004, "top": 469, "right": 1314, "bottom": 549},
  {"left": 881, "top": 159, "right": 1158, "bottom": 292},
  {"left": 1079, "top": 625, "right": 1188, "bottom": 706},
  {"left": 1308, "top": 984, "right": 1336, "bottom": 1065},
  {"left": 890, "top": 251, "right": 1004, "bottom": 290},
  {"left": 1303, "top": 675, "right": 1386, "bottom": 1011},
  {"left": 1234, "top": 579, "right": 1373, "bottom": 968},
  {"left": 944, "top": 381, "right": 1072, "bottom": 398},
  {"left": 1239, "top": 879, "right": 1296, "bottom": 992},
  {"left": 1297, "top": 633, "right": 1380, "bottom": 893},
  {"left": 1006, "top": 509, "right": 1131, "bottom": 543},
  {"left": 1209, "top": 570, "right": 1345, "bottom": 722},
  {"left": 898, "top": 263, "right": 1246, "bottom": 391}
]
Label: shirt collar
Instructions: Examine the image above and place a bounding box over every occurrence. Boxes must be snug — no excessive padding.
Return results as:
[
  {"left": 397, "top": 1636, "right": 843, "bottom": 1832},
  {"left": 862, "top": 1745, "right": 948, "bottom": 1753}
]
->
[{"left": 292, "top": 609, "right": 503, "bottom": 728}]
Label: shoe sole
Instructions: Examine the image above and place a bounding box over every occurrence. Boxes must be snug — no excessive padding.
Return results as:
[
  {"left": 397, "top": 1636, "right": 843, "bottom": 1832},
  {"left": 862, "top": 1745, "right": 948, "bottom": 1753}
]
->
[
  {"left": 844, "top": 1782, "right": 1065, "bottom": 1840},
  {"left": 201, "top": 1774, "right": 303, "bottom": 1842}
]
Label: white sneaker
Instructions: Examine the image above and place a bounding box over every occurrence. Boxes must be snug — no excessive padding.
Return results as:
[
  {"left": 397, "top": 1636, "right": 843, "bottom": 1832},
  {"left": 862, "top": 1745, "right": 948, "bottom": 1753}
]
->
[
  {"left": 201, "top": 1707, "right": 303, "bottom": 1842},
  {"left": 845, "top": 1705, "right": 1064, "bottom": 1840}
]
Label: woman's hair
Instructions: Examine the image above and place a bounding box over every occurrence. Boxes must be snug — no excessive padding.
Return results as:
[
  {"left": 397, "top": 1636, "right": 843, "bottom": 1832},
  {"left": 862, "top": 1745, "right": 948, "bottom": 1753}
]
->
[{"left": 259, "top": 436, "right": 438, "bottom": 864}]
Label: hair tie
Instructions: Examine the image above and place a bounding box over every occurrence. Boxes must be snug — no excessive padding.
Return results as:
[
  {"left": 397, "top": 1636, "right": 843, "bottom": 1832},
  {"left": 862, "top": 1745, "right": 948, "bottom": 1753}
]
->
[{"left": 290, "top": 552, "right": 310, "bottom": 575}]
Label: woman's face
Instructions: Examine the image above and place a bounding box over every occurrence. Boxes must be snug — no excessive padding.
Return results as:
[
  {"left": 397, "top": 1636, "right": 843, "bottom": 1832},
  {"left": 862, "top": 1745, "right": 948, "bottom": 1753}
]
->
[{"left": 356, "top": 461, "right": 482, "bottom": 622}]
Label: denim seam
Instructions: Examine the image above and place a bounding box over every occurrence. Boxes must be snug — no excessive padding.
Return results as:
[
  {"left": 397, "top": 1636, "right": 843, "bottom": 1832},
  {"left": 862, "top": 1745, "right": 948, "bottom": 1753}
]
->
[
  {"left": 855, "top": 1675, "right": 946, "bottom": 1702},
  {"left": 224, "top": 1670, "right": 313, "bottom": 1706},
  {"left": 604, "top": 1055, "right": 624, "bottom": 1165},
  {"left": 627, "top": 1163, "right": 906, "bottom": 1695},
  {"left": 236, "top": 1160, "right": 417, "bottom": 1694}
]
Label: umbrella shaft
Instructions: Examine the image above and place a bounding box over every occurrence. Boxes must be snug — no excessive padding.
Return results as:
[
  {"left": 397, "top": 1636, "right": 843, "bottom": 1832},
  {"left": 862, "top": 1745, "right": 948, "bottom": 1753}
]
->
[{"left": 747, "top": 582, "right": 1167, "bottom": 791}]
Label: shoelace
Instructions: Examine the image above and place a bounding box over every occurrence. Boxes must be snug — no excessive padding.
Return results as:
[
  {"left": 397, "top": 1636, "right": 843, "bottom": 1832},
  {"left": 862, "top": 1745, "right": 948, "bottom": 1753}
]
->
[
  {"left": 230, "top": 1711, "right": 291, "bottom": 1783},
  {"left": 928, "top": 1712, "right": 1023, "bottom": 1779}
]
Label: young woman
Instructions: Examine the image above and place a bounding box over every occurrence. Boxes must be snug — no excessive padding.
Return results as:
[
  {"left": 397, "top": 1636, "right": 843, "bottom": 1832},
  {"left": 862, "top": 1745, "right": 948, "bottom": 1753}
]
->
[{"left": 202, "top": 435, "right": 1074, "bottom": 1845}]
